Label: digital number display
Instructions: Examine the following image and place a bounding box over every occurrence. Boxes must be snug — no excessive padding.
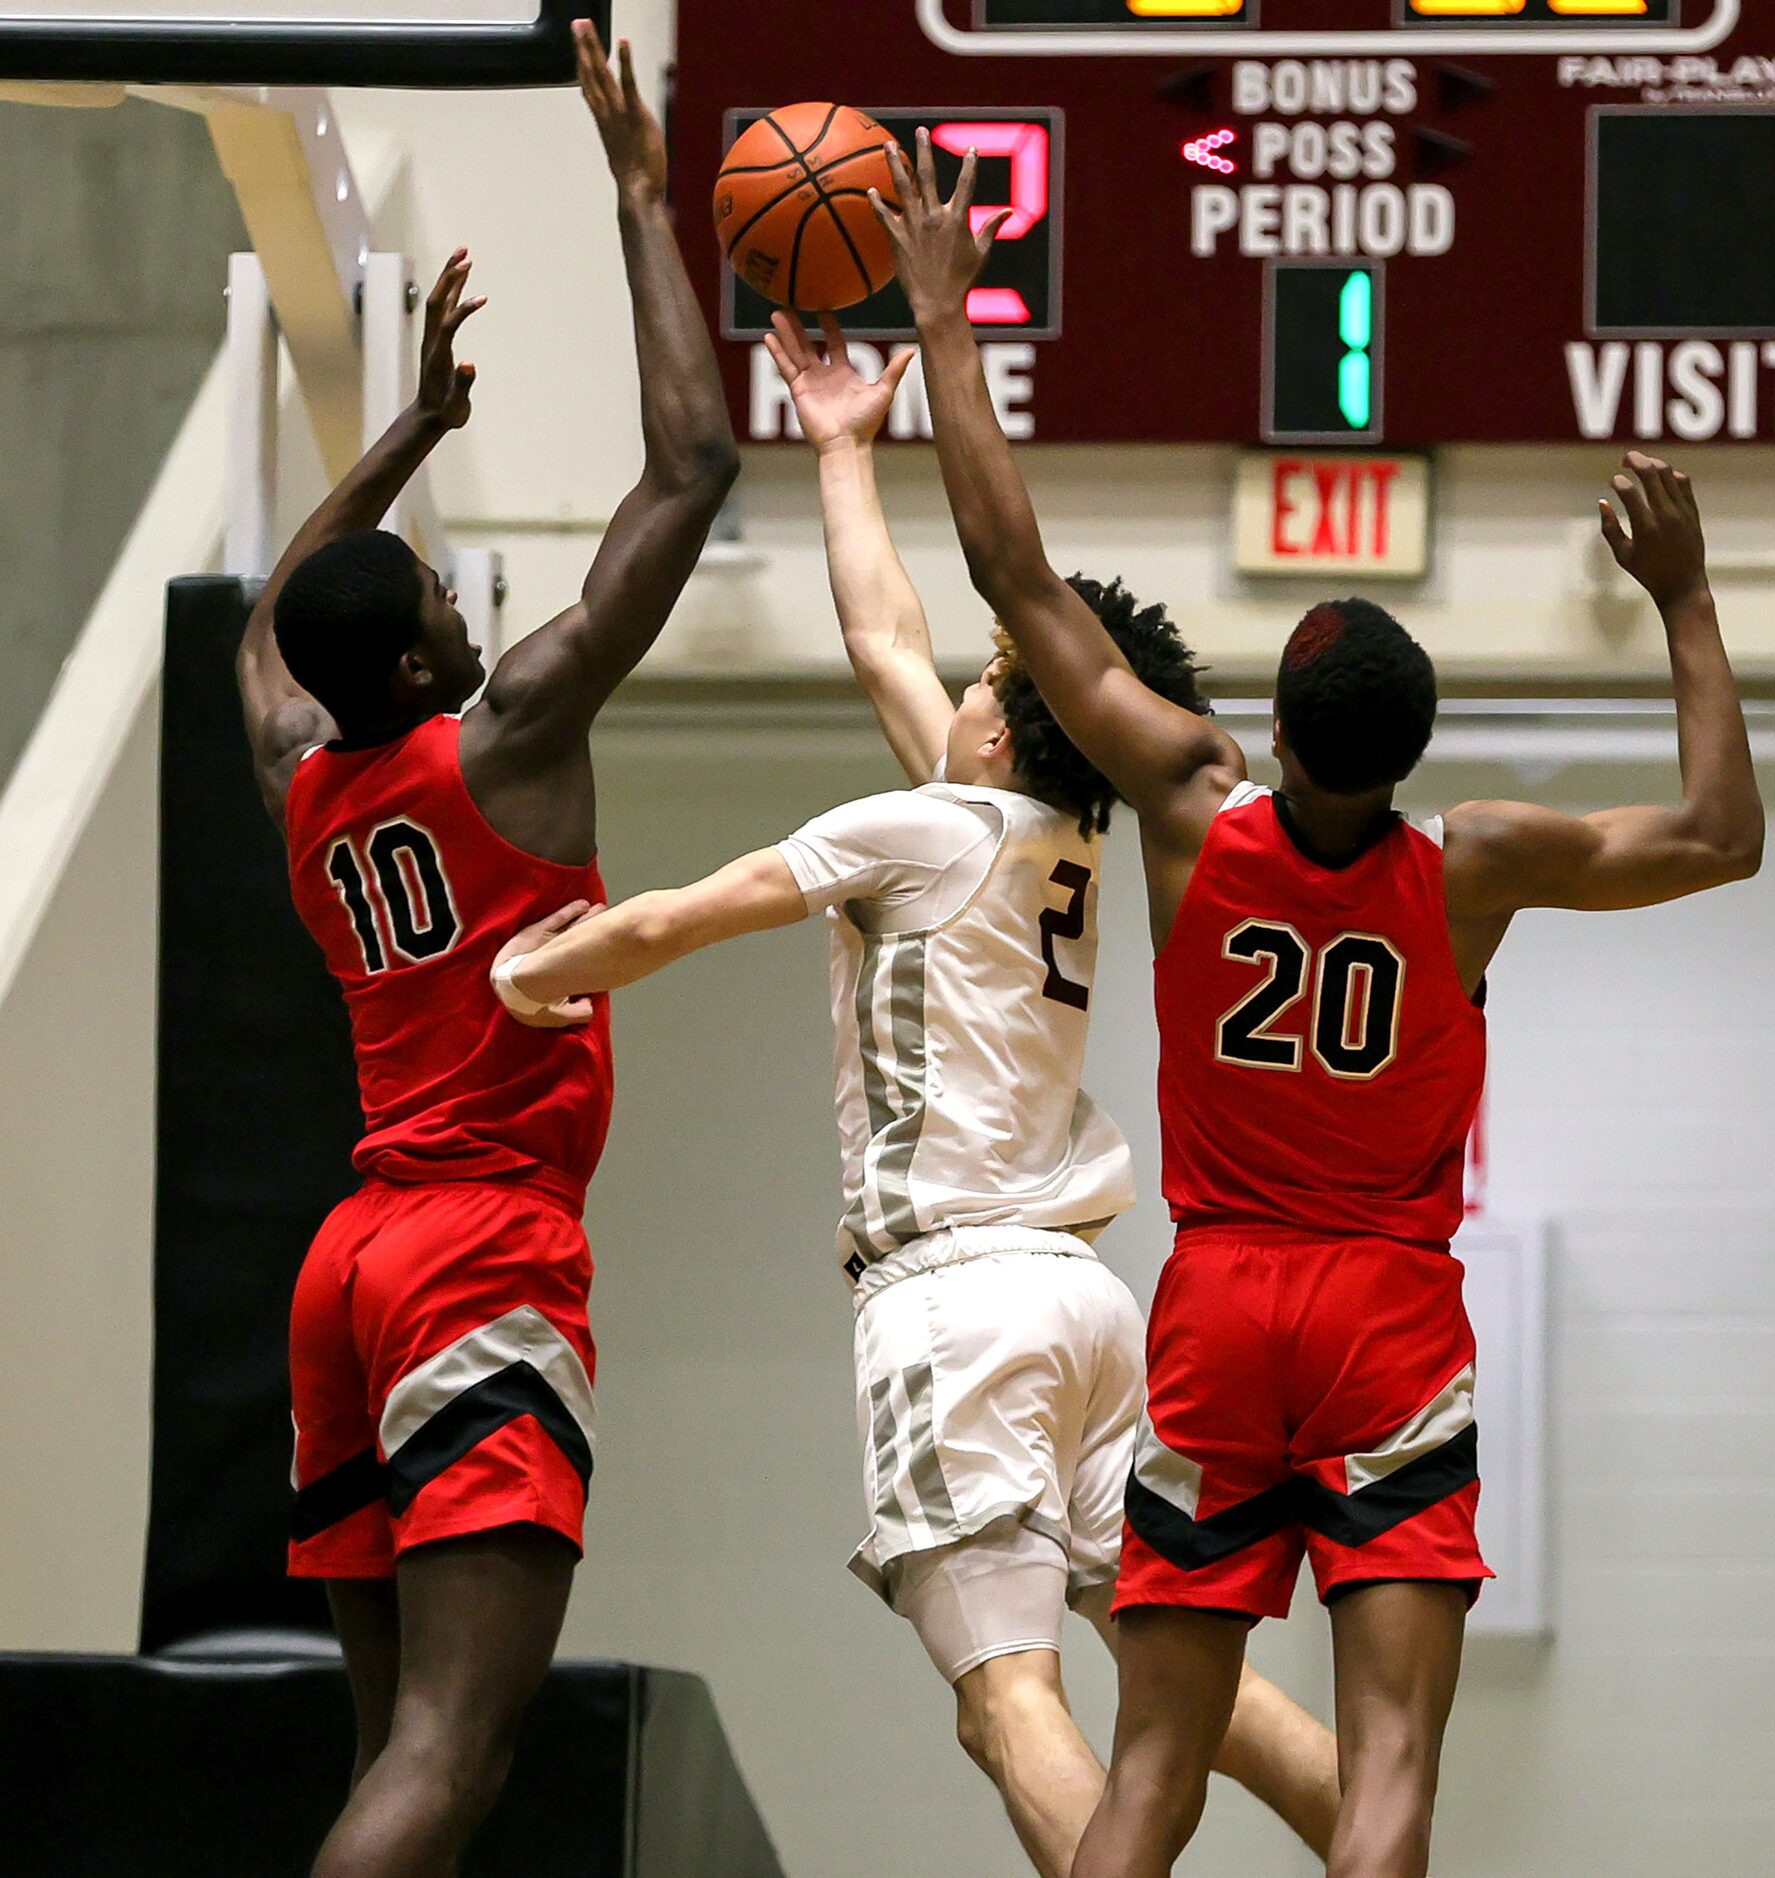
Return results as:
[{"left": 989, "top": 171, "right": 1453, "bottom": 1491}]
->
[
  {"left": 723, "top": 108, "right": 1062, "bottom": 343},
  {"left": 978, "top": 0, "right": 1249, "bottom": 26},
  {"left": 1399, "top": 1, "right": 1676, "bottom": 25},
  {"left": 1267, "top": 264, "right": 1384, "bottom": 444},
  {"left": 1592, "top": 112, "right": 1775, "bottom": 334}
]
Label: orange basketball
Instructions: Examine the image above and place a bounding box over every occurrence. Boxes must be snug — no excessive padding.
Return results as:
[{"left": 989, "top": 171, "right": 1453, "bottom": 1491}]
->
[{"left": 714, "top": 103, "right": 901, "bottom": 311}]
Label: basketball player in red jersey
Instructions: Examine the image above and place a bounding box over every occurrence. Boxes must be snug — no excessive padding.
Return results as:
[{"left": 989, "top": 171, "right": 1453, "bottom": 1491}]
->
[
  {"left": 876, "top": 140, "right": 1764, "bottom": 1878},
  {"left": 232, "top": 26, "right": 737, "bottom": 1876}
]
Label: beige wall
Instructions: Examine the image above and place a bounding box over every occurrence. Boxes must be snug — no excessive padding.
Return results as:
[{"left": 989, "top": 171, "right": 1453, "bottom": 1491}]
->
[
  {"left": 3, "top": 8, "right": 1774, "bottom": 1871},
  {"left": 0, "top": 688, "right": 158, "bottom": 1654},
  {"left": 0, "top": 700, "right": 1770, "bottom": 1874}
]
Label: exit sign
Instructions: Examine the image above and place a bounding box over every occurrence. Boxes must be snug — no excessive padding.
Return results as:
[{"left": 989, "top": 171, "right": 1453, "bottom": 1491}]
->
[{"left": 1234, "top": 453, "right": 1431, "bottom": 581}]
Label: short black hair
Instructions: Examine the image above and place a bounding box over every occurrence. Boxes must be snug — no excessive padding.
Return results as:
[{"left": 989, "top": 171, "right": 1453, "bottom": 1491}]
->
[
  {"left": 273, "top": 530, "right": 425, "bottom": 725},
  {"left": 994, "top": 576, "right": 1211, "bottom": 835},
  {"left": 1275, "top": 598, "right": 1437, "bottom": 795}
]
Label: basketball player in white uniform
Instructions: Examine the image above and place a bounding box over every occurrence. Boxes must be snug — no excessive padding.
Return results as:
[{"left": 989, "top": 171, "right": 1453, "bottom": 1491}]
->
[{"left": 489, "top": 316, "right": 1339, "bottom": 1876}]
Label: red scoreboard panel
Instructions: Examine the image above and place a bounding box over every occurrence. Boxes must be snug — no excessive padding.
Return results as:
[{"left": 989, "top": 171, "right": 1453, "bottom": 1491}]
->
[{"left": 672, "top": 0, "right": 1775, "bottom": 446}]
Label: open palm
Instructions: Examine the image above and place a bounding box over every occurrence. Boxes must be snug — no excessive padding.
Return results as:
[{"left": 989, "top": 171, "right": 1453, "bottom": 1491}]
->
[{"left": 765, "top": 311, "right": 913, "bottom": 451}]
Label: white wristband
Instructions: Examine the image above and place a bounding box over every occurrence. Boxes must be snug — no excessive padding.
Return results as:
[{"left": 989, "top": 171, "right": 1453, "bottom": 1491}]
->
[{"left": 492, "top": 953, "right": 553, "bottom": 1019}]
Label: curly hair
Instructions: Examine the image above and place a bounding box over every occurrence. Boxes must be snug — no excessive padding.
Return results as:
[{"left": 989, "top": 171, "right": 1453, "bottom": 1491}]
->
[
  {"left": 991, "top": 576, "right": 1212, "bottom": 835},
  {"left": 275, "top": 529, "right": 426, "bottom": 726},
  {"left": 1276, "top": 598, "right": 1437, "bottom": 794}
]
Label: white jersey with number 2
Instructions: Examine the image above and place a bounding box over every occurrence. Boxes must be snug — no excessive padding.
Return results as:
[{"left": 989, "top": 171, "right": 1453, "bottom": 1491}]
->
[{"left": 776, "top": 782, "right": 1137, "bottom": 1278}]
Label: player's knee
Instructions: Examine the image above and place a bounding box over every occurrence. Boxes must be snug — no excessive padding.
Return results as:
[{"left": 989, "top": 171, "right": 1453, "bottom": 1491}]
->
[
  {"left": 1343, "top": 1707, "right": 1442, "bottom": 1796},
  {"left": 1113, "top": 1713, "right": 1216, "bottom": 1825},
  {"left": 953, "top": 1656, "right": 1065, "bottom": 1781},
  {"left": 386, "top": 1701, "right": 521, "bottom": 1826}
]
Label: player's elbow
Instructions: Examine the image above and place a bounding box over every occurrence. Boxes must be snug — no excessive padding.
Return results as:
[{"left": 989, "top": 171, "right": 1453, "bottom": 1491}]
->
[
  {"left": 959, "top": 533, "right": 1016, "bottom": 604},
  {"left": 960, "top": 534, "right": 1052, "bottom": 618},
  {"left": 1708, "top": 790, "right": 1766, "bottom": 883},
  {"left": 647, "top": 434, "right": 741, "bottom": 507},
  {"left": 1719, "top": 817, "right": 1764, "bottom": 882}
]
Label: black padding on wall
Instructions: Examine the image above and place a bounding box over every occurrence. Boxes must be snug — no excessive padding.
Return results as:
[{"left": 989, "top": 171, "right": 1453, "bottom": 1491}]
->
[{"left": 144, "top": 576, "right": 362, "bottom": 1651}]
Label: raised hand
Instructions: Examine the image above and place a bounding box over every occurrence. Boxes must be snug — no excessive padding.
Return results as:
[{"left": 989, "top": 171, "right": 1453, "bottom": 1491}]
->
[
  {"left": 575, "top": 20, "right": 667, "bottom": 202},
  {"left": 763, "top": 311, "right": 914, "bottom": 453},
  {"left": 869, "top": 128, "right": 1010, "bottom": 324},
  {"left": 1599, "top": 452, "right": 1709, "bottom": 611},
  {"left": 416, "top": 248, "right": 485, "bottom": 431}
]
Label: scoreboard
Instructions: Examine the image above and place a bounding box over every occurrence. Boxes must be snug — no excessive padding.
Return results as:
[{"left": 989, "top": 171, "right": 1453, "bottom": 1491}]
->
[{"left": 672, "top": 0, "right": 1775, "bottom": 445}]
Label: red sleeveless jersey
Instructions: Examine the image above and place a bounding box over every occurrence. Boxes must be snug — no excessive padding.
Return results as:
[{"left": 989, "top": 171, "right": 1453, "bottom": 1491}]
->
[
  {"left": 1156, "top": 782, "right": 1485, "bottom": 1251},
  {"left": 284, "top": 714, "right": 613, "bottom": 1212}
]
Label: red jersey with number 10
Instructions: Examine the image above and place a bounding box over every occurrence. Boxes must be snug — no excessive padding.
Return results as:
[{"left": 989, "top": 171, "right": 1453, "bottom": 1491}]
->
[
  {"left": 1156, "top": 782, "right": 1485, "bottom": 1252},
  {"left": 284, "top": 714, "right": 613, "bottom": 1213}
]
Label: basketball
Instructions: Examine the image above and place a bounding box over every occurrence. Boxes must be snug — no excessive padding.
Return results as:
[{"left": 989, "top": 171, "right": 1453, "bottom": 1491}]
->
[{"left": 714, "top": 103, "right": 901, "bottom": 311}]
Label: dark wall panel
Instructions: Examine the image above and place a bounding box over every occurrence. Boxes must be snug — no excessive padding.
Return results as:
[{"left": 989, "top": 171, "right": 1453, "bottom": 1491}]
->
[{"left": 146, "top": 575, "right": 362, "bottom": 1651}]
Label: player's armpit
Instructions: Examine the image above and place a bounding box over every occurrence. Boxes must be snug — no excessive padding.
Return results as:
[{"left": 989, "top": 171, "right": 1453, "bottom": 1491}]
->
[
  {"left": 502, "top": 849, "right": 808, "bottom": 1006},
  {"left": 241, "top": 684, "right": 334, "bottom": 822},
  {"left": 1443, "top": 797, "right": 1762, "bottom": 917}
]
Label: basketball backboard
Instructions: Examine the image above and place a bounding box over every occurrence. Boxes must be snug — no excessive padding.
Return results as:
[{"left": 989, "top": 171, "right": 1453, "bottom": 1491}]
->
[{"left": 0, "top": 1, "right": 601, "bottom": 87}]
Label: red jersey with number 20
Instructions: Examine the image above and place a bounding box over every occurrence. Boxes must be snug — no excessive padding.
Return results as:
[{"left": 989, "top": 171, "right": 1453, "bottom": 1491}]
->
[
  {"left": 284, "top": 713, "right": 613, "bottom": 1213},
  {"left": 1157, "top": 782, "right": 1485, "bottom": 1252}
]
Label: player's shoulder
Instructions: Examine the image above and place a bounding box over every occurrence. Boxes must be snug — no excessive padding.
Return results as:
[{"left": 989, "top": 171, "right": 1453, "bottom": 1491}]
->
[
  {"left": 782, "top": 785, "right": 981, "bottom": 855},
  {"left": 1439, "top": 797, "right": 1576, "bottom": 910},
  {"left": 1440, "top": 797, "right": 1557, "bottom": 863}
]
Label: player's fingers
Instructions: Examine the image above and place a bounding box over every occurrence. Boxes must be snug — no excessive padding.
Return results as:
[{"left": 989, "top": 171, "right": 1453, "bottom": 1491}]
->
[
  {"left": 818, "top": 312, "right": 848, "bottom": 361},
  {"left": 869, "top": 189, "right": 908, "bottom": 246},
  {"left": 1671, "top": 464, "right": 1702, "bottom": 524},
  {"left": 762, "top": 331, "right": 794, "bottom": 385},
  {"left": 1613, "top": 466, "right": 1654, "bottom": 539},
  {"left": 544, "top": 898, "right": 594, "bottom": 934},
  {"left": 879, "top": 347, "right": 915, "bottom": 397},
  {"left": 426, "top": 259, "right": 467, "bottom": 334},
  {"left": 916, "top": 126, "right": 939, "bottom": 207},
  {"left": 427, "top": 248, "right": 466, "bottom": 311},
  {"left": 1653, "top": 458, "right": 1688, "bottom": 515},
  {"left": 952, "top": 146, "right": 980, "bottom": 222},
  {"left": 617, "top": 38, "right": 643, "bottom": 112},
  {"left": 526, "top": 996, "right": 595, "bottom": 1028},
  {"left": 787, "top": 310, "right": 822, "bottom": 369},
  {"left": 1598, "top": 498, "right": 1631, "bottom": 567},
  {"left": 884, "top": 141, "right": 916, "bottom": 212},
  {"left": 573, "top": 19, "right": 614, "bottom": 109},
  {"left": 443, "top": 294, "right": 487, "bottom": 337},
  {"left": 1634, "top": 451, "right": 1680, "bottom": 519},
  {"left": 978, "top": 207, "right": 1013, "bottom": 256}
]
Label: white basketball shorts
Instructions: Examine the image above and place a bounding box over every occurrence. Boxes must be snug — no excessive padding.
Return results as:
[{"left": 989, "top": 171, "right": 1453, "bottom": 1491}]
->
[{"left": 849, "top": 1228, "right": 1145, "bottom": 1614}]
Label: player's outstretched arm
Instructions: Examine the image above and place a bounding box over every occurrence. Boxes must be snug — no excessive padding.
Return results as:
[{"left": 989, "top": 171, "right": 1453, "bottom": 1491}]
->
[
  {"left": 766, "top": 311, "right": 951, "bottom": 784},
  {"left": 872, "top": 134, "right": 1239, "bottom": 821},
  {"left": 236, "top": 250, "right": 483, "bottom": 818},
  {"left": 1445, "top": 453, "right": 1763, "bottom": 916},
  {"left": 490, "top": 853, "right": 807, "bottom": 1023},
  {"left": 477, "top": 24, "right": 739, "bottom": 761}
]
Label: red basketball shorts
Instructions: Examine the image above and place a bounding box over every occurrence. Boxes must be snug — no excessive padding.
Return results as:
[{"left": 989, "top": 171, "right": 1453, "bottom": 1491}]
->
[
  {"left": 288, "top": 1176, "right": 596, "bottom": 1580},
  {"left": 1115, "top": 1227, "right": 1492, "bottom": 1623}
]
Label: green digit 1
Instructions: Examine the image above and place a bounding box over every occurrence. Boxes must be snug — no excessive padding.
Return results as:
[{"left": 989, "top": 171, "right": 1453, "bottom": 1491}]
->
[{"left": 1338, "top": 270, "right": 1373, "bottom": 431}]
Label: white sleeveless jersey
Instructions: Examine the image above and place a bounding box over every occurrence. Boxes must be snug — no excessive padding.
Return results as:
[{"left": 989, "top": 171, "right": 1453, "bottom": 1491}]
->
[{"left": 777, "top": 783, "right": 1137, "bottom": 1278}]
